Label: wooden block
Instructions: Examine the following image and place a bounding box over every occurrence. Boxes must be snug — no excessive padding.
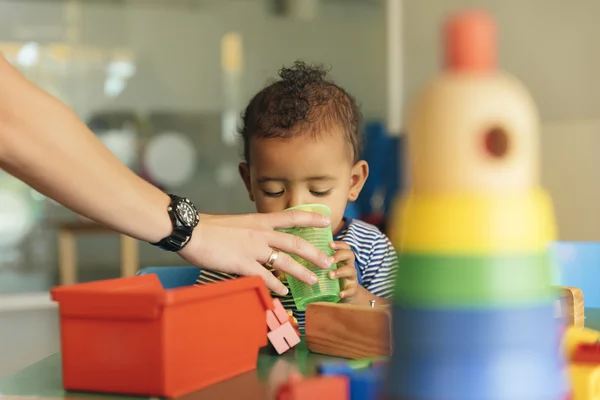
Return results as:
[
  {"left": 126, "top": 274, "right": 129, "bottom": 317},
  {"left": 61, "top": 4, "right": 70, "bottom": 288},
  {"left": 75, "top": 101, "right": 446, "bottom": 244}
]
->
[
  {"left": 268, "top": 331, "right": 290, "bottom": 354},
  {"left": 305, "top": 302, "right": 391, "bottom": 359},
  {"left": 273, "top": 298, "right": 289, "bottom": 324},
  {"left": 268, "top": 321, "right": 301, "bottom": 354},
  {"left": 279, "top": 322, "right": 301, "bottom": 348},
  {"left": 267, "top": 310, "right": 281, "bottom": 331},
  {"left": 557, "top": 286, "right": 585, "bottom": 327}
]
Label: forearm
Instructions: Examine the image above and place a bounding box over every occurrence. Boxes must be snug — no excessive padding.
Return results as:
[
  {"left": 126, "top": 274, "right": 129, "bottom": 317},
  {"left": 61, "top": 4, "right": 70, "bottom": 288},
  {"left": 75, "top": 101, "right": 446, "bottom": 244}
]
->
[{"left": 0, "top": 56, "right": 172, "bottom": 243}]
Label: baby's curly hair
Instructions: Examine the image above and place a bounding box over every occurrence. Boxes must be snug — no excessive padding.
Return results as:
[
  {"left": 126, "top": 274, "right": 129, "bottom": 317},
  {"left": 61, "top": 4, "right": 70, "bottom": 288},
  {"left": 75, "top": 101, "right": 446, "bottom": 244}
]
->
[{"left": 240, "top": 60, "right": 362, "bottom": 163}]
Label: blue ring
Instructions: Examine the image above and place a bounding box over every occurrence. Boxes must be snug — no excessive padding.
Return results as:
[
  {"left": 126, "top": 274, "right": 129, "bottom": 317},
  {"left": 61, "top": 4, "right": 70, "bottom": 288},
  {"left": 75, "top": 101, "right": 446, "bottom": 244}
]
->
[
  {"left": 385, "top": 349, "right": 567, "bottom": 400},
  {"left": 392, "top": 303, "right": 560, "bottom": 350},
  {"left": 386, "top": 304, "right": 567, "bottom": 399}
]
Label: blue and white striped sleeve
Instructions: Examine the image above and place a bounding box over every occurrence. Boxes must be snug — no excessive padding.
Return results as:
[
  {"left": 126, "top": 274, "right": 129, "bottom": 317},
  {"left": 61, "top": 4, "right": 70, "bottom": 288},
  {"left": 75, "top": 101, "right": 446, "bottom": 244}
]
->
[{"left": 361, "top": 232, "right": 398, "bottom": 299}]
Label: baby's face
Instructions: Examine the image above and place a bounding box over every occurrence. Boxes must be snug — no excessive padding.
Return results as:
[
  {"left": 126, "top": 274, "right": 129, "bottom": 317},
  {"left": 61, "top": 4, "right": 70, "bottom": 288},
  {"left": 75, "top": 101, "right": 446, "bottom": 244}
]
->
[{"left": 240, "top": 130, "right": 366, "bottom": 234}]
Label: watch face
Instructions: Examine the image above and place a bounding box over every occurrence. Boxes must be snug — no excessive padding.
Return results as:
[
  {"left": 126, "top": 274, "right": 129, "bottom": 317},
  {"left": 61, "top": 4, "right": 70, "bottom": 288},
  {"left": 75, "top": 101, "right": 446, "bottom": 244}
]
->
[{"left": 176, "top": 201, "right": 197, "bottom": 227}]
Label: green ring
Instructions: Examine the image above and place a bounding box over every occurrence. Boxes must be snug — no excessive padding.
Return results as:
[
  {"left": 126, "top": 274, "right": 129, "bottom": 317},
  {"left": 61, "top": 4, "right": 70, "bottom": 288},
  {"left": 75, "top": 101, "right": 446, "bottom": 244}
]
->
[{"left": 394, "top": 252, "right": 557, "bottom": 307}]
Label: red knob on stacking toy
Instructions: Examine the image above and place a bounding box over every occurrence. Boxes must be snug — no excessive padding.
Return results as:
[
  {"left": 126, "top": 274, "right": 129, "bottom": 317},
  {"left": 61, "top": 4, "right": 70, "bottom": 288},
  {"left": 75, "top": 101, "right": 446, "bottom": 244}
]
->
[{"left": 444, "top": 9, "right": 496, "bottom": 72}]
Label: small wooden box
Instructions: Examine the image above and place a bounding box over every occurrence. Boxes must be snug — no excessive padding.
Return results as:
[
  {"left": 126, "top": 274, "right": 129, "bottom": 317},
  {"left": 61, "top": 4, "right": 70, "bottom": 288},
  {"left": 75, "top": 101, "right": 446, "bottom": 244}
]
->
[{"left": 305, "top": 302, "right": 391, "bottom": 359}]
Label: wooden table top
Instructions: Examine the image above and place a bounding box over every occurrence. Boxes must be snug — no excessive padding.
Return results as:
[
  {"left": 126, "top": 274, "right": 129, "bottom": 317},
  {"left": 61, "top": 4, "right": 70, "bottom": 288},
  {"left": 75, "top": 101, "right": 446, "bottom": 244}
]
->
[{"left": 1, "top": 309, "right": 599, "bottom": 400}]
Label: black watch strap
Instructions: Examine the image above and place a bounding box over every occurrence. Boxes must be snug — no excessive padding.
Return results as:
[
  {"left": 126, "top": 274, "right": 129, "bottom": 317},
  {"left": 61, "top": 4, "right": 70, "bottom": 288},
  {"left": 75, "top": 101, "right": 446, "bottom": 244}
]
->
[
  {"left": 151, "top": 194, "right": 199, "bottom": 252},
  {"left": 152, "top": 226, "right": 192, "bottom": 252}
]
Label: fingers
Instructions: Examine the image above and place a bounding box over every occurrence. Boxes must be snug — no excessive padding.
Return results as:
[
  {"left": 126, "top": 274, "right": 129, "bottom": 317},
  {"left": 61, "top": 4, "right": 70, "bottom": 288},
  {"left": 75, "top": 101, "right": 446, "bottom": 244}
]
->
[
  {"left": 329, "top": 265, "right": 357, "bottom": 280},
  {"left": 330, "top": 248, "right": 355, "bottom": 267},
  {"left": 265, "top": 210, "right": 331, "bottom": 230},
  {"left": 329, "top": 263, "right": 358, "bottom": 299},
  {"left": 339, "top": 285, "right": 358, "bottom": 299},
  {"left": 247, "top": 261, "right": 290, "bottom": 296},
  {"left": 330, "top": 241, "right": 351, "bottom": 250},
  {"left": 270, "top": 250, "right": 319, "bottom": 286},
  {"left": 266, "top": 230, "right": 332, "bottom": 270},
  {"left": 336, "top": 267, "right": 359, "bottom": 299}
]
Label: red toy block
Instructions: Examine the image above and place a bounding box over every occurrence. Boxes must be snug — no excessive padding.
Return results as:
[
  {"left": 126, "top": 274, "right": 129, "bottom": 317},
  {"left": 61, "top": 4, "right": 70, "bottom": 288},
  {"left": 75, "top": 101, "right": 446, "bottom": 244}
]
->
[
  {"left": 572, "top": 343, "right": 600, "bottom": 364},
  {"left": 277, "top": 376, "right": 349, "bottom": 400},
  {"left": 51, "top": 274, "right": 272, "bottom": 398},
  {"left": 267, "top": 310, "right": 281, "bottom": 331},
  {"left": 268, "top": 321, "right": 301, "bottom": 354},
  {"left": 273, "top": 298, "right": 290, "bottom": 324}
]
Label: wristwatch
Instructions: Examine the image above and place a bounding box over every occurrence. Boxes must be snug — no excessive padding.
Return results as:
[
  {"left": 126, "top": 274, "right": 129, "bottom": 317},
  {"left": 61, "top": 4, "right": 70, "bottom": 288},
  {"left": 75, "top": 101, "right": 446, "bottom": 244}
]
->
[{"left": 151, "top": 194, "right": 200, "bottom": 252}]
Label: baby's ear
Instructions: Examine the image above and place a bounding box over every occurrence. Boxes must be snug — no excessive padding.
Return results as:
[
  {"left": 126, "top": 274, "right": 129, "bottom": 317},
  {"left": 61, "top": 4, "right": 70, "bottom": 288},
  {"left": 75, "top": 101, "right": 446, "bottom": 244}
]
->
[
  {"left": 348, "top": 160, "right": 369, "bottom": 201},
  {"left": 238, "top": 162, "right": 254, "bottom": 201}
]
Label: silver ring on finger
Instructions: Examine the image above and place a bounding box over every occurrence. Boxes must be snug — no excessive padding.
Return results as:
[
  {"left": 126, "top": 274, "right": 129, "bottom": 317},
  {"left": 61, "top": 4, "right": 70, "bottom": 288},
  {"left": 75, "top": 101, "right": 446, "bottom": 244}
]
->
[{"left": 265, "top": 249, "right": 280, "bottom": 269}]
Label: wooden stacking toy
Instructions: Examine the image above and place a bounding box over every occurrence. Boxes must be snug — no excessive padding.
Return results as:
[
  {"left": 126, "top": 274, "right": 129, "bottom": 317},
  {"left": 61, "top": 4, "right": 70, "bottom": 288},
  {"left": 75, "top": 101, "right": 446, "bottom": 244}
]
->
[{"left": 386, "top": 10, "right": 568, "bottom": 400}]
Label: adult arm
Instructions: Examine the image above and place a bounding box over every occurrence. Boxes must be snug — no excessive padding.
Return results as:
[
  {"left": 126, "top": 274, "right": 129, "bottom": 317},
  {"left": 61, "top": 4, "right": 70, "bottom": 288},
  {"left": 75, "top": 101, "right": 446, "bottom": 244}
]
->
[{"left": 0, "top": 55, "right": 331, "bottom": 295}]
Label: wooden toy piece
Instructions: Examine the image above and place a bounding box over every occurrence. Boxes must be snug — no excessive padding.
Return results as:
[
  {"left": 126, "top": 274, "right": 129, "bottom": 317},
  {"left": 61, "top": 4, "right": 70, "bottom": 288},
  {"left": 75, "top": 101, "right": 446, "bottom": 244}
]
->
[
  {"left": 557, "top": 286, "right": 585, "bottom": 327},
  {"left": 568, "top": 364, "right": 600, "bottom": 400},
  {"left": 305, "top": 302, "right": 391, "bottom": 359},
  {"left": 277, "top": 375, "right": 349, "bottom": 400},
  {"left": 268, "top": 321, "right": 301, "bottom": 355},
  {"left": 273, "top": 298, "right": 290, "bottom": 324},
  {"left": 267, "top": 310, "right": 281, "bottom": 331},
  {"left": 268, "top": 330, "right": 292, "bottom": 354},
  {"left": 266, "top": 298, "right": 301, "bottom": 354}
]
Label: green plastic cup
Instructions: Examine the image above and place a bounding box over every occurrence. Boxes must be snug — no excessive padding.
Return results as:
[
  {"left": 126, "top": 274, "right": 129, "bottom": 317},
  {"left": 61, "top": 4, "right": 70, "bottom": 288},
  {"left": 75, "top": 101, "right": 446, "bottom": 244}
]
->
[{"left": 278, "top": 204, "right": 341, "bottom": 311}]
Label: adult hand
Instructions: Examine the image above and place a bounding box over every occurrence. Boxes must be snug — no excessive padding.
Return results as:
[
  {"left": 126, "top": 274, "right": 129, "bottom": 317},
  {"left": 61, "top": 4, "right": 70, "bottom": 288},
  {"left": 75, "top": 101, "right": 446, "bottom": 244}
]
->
[{"left": 178, "top": 210, "right": 333, "bottom": 295}]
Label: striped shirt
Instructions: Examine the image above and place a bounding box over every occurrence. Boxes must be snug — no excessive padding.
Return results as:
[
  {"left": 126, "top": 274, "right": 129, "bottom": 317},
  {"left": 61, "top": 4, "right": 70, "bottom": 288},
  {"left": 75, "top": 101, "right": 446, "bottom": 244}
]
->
[{"left": 195, "top": 218, "right": 398, "bottom": 333}]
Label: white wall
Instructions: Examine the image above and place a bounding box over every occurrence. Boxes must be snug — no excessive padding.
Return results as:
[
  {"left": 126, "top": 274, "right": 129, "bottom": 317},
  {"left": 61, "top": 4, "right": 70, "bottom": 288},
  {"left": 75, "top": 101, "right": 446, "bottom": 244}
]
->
[
  {"left": 3, "top": 0, "right": 600, "bottom": 273},
  {"left": 2, "top": 0, "right": 386, "bottom": 120},
  {"left": 0, "top": 0, "right": 388, "bottom": 273}
]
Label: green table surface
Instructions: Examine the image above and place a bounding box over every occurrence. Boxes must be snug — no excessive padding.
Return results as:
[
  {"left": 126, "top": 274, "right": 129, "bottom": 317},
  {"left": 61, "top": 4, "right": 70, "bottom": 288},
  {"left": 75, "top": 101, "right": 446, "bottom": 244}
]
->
[{"left": 2, "top": 309, "right": 599, "bottom": 400}]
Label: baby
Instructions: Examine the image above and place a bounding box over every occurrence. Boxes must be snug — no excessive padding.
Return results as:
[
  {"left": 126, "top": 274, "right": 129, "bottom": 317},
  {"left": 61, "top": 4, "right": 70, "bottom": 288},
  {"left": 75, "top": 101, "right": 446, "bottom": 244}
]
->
[{"left": 196, "top": 61, "right": 398, "bottom": 332}]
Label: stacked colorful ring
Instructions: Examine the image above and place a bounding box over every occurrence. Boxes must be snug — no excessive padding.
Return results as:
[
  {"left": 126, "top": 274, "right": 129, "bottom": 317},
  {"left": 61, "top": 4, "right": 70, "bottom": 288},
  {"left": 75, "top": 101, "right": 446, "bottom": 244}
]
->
[
  {"left": 386, "top": 193, "right": 567, "bottom": 400},
  {"left": 386, "top": 10, "right": 569, "bottom": 400}
]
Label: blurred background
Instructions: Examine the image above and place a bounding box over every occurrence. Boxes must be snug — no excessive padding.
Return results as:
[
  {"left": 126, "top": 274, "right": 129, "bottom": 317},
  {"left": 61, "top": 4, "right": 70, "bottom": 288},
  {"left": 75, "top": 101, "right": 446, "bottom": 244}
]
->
[{"left": 1, "top": 0, "right": 600, "bottom": 377}]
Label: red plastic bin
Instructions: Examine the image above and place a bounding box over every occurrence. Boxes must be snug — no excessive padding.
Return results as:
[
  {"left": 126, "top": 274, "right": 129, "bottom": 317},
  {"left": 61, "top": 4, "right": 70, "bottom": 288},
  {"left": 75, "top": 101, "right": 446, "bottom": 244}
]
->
[{"left": 51, "top": 274, "right": 273, "bottom": 398}]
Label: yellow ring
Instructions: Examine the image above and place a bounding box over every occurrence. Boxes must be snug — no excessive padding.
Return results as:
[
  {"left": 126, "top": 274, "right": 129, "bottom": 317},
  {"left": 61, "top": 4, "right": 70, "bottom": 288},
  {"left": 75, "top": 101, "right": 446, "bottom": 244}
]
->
[{"left": 390, "top": 187, "right": 556, "bottom": 254}]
